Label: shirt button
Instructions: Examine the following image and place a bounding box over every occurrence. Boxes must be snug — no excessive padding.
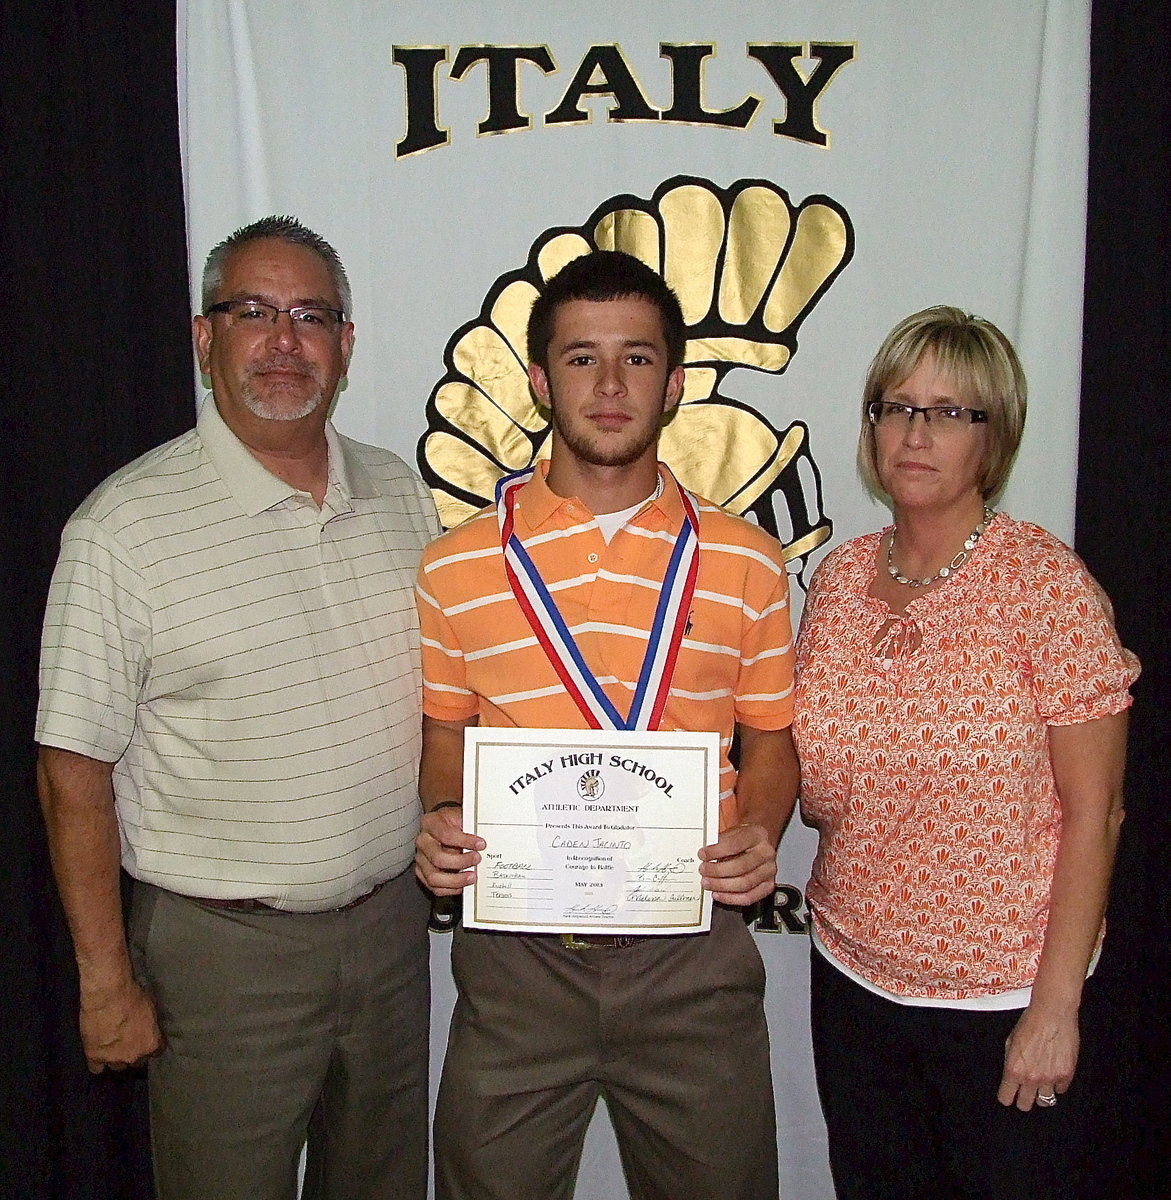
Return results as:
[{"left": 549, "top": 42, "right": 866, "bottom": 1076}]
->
[{"left": 587, "top": 552, "right": 599, "bottom": 564}]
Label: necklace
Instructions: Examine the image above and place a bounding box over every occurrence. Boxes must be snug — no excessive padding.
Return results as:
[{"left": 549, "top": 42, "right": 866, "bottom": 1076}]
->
[{"left": 887, "top": 507, "right": 994, "bottom": 588}]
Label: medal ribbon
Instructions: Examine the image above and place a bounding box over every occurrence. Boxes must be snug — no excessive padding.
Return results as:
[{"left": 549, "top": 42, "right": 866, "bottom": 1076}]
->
[{"left": 496, "top": 468, "right": 699, "bottom": 731}]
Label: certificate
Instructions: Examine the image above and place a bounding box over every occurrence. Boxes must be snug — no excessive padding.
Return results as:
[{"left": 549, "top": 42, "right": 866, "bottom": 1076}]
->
[{"left": 462, "top": 727, "right": 720, "bottom": 935}]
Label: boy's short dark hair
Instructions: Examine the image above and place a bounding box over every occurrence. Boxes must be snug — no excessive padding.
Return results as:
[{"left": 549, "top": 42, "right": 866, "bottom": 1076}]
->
[{"left": 527, "top": 251, "right": 686, "bottom": 371}]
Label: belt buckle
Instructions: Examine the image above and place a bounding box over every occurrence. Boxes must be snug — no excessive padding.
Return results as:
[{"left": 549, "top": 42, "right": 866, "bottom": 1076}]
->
[{"left": 559, "top": 932, "right": 640, "bottom": 950}]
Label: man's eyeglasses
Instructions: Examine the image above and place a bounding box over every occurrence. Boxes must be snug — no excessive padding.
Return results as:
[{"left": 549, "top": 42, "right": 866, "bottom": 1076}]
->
[
  {"left": 205, "top": 300, "right": 345, "bottom": 329},
  {"left": 867, "top": 400, "right": 988, "bottom": 430}
]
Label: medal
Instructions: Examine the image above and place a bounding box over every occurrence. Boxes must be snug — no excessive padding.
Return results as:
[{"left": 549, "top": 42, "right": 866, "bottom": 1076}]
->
[{"left": 496, "top": 468, "right": 699, "bottom": 731}]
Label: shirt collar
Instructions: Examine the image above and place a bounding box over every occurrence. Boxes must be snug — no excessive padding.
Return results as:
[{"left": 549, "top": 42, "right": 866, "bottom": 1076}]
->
[
  {"left": 323, "top": 421, "right": 379, "bottom": 500},
  {"left": 516, "top": 459, "right": 684, "bottom": 533},
  {"left": 196, "top": 396, "right": 378, "bottom": 516}
]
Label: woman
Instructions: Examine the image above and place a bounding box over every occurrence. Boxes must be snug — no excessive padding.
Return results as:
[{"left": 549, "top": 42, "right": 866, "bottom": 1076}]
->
[{"left": 793, "top": 307, "right": 1139, "bottom": 1200}]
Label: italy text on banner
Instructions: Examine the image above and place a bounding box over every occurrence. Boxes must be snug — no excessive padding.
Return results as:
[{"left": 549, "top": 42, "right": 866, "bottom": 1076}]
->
[{"left": 179, "top": 4, "right": 1089, "bottom": 1194}]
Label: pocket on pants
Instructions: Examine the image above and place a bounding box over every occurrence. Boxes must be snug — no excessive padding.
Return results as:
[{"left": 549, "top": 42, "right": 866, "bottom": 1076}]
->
[{"left": 127, "top": 880, "right": 161, "bottom": 992}]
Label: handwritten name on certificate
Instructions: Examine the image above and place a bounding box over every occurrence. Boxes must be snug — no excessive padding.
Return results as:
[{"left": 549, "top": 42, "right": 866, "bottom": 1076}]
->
[{"left": 463, "top": 728, "right": 719, "bottom": 935}]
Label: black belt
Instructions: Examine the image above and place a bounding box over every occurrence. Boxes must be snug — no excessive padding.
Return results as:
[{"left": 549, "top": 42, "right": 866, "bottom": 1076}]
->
[
  {"left": 190, "top": 880, "right": 386, "bottom": 915},
  {"left": 558, "top": 932, "right": 646, "bottom": 950}
]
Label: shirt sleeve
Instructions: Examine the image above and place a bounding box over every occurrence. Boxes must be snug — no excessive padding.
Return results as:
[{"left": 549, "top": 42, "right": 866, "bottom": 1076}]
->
[
  {"left": 36, "top": 515, "right": 151, "bottom": 761},
  {"left": 413, "top": 474, "right": 443, "bottom": 540},
  {"left": 734, "top": 539, "right": 796, "bottom": 729},
  {"left": 1025, "top": 544, "right": 1140, "bottom": 725},
  {"left": 416, "top": 556, "right": 478, "bottom": 722},
  {"left": 794, "top": 551, "right": 836, "bottom": 675}
]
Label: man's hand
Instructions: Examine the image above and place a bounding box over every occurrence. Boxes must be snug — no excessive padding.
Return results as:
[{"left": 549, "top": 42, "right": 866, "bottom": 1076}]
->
[
  {"left": 705, "top": 724, "right": 798, "bottom": 906},
  {"left": 698, "top": 823, "right": 778, "bottom": 906},
  {"left": 37, "top": 746, "right": 163, "bottom": 1073},
  {"left": 79, "top": 976, "right": 164, "bottom": 1073},
  {"left": 414, "top": 805, "right": 485, "bottom": 897}
]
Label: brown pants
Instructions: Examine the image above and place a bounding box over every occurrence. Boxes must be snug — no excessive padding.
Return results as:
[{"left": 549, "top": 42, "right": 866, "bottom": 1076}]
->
[
  {"left": 434, "top": 905, "right": 778, "bottom": 1200},
  {"left": 129, "top": 871, "right": 430, "bottom": 1200}
]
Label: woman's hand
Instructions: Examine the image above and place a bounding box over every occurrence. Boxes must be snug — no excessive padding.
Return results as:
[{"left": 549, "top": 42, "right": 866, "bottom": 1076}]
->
[{"left": 997, "top": 1002, "right": 1079, "bottom": 1111}]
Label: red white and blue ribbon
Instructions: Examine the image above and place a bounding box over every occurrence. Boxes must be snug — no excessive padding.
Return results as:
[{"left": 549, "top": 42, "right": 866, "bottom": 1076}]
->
[{"left": 496, "top": 467, "right": 699, "bottom": 732}]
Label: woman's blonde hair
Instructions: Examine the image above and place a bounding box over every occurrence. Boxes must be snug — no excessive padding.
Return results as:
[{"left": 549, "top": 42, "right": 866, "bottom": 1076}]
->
[{"left": 857, "top": 306, "right": 1027, "bottom": 503}]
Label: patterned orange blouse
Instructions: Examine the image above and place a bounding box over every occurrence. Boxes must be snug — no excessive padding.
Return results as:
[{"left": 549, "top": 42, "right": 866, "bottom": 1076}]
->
[{"left": 793, "top": 515, "right": 1139, "bottom": 1000}]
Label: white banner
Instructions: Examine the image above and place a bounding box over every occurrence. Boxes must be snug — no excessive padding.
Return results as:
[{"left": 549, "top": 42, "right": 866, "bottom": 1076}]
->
[{"left": 179, "top": 4, "right": 1089, "bottom": 1195}]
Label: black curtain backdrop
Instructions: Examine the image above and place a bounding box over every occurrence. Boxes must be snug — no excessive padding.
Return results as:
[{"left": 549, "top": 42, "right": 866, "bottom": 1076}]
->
[
  {"left": 1, "top": 4, "right": 1165, "bottom": 1198},
  {"left": 1076, "top": 4, "right": 1171, "bottom": 1194},
  {"left": 1, "top": 4, "right": 190, "bottom": 1198}
]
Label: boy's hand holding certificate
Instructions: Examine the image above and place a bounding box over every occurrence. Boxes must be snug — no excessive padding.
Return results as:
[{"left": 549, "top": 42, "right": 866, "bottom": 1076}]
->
[{"left": 463, "top": 728, "right": 719, "bottom": 935}]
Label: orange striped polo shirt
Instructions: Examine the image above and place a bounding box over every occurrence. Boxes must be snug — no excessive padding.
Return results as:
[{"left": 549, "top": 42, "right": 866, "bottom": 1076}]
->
[{"left": 417, "top": 463, "right": 795, "bottom": 828}]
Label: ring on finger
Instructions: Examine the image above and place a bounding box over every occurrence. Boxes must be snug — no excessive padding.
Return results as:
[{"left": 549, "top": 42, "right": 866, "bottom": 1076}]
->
[{"left": 1036, "top": 1091, "right": 1057, "bottom": 1107}]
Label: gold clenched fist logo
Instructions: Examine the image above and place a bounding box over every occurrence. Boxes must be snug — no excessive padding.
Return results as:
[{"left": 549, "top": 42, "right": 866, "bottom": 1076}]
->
[{"left": 417, "top": 176, "right": 852, "bottom": 579}]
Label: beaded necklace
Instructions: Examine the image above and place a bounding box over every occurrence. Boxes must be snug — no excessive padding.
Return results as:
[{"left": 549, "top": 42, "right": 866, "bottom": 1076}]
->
[{"left": 887, "top": 507, "right": 994, "bottom": 588}]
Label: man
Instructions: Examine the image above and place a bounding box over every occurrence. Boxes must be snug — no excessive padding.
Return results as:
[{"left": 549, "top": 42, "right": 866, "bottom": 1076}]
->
[
  {"left": 415, "top": 250, "right": 800, "bottom": 1200},
  {"left": 36, "top": 216, "right": 438, "bottom": 1200}
]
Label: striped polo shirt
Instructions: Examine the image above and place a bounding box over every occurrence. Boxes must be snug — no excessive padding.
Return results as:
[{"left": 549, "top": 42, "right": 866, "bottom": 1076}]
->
[
  {"left": 417, "top": 463, "right": 795, "bottom": 829},
  {"left": 37, "top": 398, "right": 439, "bottom": 911}
]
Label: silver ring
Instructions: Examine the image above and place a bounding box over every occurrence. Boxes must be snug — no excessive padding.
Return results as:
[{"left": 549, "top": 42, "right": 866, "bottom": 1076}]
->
[{"left": 1036, "top": 1092, "right": 1057, "bottom": 1107}]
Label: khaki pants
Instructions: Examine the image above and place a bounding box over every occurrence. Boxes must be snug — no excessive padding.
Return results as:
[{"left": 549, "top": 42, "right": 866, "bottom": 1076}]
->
[
  {"left": 434, "top": 905, "right": 778, "bottom": 1200},
  {"left": 129, "top": 871, "right": 430, "bottom": 1200}
]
